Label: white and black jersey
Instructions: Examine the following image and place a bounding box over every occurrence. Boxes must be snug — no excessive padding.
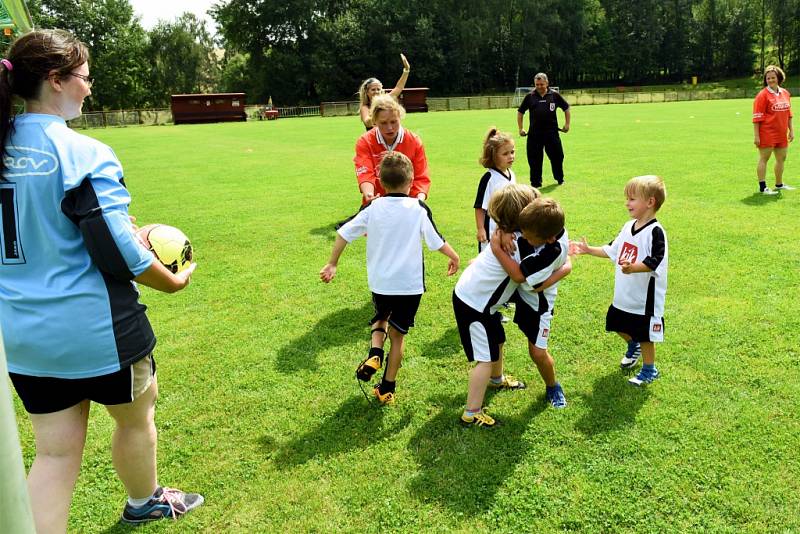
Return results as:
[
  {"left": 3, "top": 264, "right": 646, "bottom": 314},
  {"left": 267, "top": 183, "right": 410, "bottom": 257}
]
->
[
  {"left": 454, "top": 236, "right": 520, "bottom": 314},
  {"left": 516, "top": 229, "right": 569, "bottom": 313},
  {"left": 602, "top": 219, "right": 668, "bottom": 317},
  {"left": 474, "top": 168, "right": 516, "bottom": 245},
  {"left": 338, "top": 193, "right": 446, "bottom": 295}
]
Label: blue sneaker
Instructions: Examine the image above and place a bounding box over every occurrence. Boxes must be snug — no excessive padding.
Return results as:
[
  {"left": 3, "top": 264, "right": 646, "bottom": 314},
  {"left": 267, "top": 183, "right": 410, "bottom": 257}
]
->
[
  {"left": 545, "top": 383, "right": 567, "bottom": 408},
  {"left": 121, "top": 486, "right": 204, "bottom": 524},
  {"left": 628, "top": 367, "right": 660, "bottom": 387},
  {"left": 620, "top": 340, "right": 641, "bottom": 369}
]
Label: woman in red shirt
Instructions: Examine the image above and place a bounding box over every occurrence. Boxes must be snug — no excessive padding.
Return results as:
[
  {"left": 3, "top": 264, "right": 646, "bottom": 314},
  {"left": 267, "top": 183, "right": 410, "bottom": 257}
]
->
[
  {"left": 354, "top": 94, "right": 431, "bottom": 205},
  {"left": 753, "top": 65, "right": 795, "bottom": 194}
]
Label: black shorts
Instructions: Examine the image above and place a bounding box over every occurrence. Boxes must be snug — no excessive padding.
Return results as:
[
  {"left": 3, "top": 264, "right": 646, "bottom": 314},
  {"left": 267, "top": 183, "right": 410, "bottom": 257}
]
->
[
  {"left": 605, "top": 305, "right": 665, "bottom": 343},
  {"left": 513, "top": 299, "right": 554, "bottom": 349},
  {"left": 453, "top": 292, "right": 506, "bottom": 363},
  {"left": 10, "top": 354, "right": 156, "bottom": 415},
  {"left": 370, "top": 293, "right": 422, "bottom": 334}
]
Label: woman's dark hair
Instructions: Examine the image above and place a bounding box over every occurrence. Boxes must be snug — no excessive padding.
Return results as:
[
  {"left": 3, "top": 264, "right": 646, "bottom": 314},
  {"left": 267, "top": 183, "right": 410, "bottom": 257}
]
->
[{"left": 0, "top": 29, "right": 89, "bottom": 176}]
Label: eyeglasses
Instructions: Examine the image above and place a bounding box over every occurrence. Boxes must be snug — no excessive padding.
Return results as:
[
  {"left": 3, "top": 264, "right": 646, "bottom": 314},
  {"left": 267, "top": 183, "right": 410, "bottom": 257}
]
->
[{"left": 68, "top": 72, "right": 94, "bottom": 88}]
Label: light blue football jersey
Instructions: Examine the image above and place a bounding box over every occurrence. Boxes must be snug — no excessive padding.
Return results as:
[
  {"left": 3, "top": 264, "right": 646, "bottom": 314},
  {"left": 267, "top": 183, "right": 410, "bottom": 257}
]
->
[{"left": 0, "top": 114, "right": 155, "bottom": 378}]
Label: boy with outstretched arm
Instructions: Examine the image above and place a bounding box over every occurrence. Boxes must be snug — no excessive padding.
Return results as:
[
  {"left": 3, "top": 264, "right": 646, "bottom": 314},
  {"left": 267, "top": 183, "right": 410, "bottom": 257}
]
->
[
  {"left": 571, "top": 175, "right": 668, "bottom": 386},
  {"left": 320, "top": 152, "right": 460, "bottom": 404}
]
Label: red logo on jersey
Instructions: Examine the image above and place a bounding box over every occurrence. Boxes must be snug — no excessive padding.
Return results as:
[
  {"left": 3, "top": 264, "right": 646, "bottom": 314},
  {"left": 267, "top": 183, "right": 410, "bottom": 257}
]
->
[
  {"left": 619, "top": 242, "right": 638, "bottom": 265},
  {"left": 652, "top": 323, "right": 662, "bottom": 332},
  {"left": 542, "top": 328, "right": 549, "bottom": 338}
]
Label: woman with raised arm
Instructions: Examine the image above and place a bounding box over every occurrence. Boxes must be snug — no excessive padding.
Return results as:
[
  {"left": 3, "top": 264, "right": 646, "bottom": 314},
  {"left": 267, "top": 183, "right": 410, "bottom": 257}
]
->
[
  {"left": 357, "top": 53, "right": 410, "bottom": 130},
  {"left": 0, "top": 29, "right": 202, "bottom": 532}
]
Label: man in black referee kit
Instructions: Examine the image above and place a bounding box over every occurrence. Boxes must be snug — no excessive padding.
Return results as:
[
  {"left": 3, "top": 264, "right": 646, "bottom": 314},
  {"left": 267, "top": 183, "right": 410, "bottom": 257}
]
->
[{"left": 517, "top": 72, "right": 571, "bottom": 188}]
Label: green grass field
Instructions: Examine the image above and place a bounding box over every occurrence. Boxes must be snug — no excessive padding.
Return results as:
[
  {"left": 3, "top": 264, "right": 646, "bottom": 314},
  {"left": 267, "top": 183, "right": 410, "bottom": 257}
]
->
[{"left": 12, "top": 99, "right": 800, "bottom": 533}]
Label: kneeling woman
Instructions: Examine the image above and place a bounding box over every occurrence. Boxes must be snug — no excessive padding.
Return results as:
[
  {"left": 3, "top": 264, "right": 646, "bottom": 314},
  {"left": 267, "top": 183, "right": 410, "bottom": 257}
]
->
[{"left": 353, "top": 94, "right": 431, "bottom": 205}]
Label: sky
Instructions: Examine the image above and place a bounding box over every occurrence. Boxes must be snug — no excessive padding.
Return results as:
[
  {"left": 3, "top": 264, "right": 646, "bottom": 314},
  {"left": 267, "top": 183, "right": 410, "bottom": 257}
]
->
[{"left": 128, "top": 0, "right": 220, "bottom": 31}]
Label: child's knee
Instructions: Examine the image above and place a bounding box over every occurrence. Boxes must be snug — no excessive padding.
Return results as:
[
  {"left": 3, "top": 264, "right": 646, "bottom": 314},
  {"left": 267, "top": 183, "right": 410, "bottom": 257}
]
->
[{"left": 528, "top": 344, "right": 549, "bottom": 361}]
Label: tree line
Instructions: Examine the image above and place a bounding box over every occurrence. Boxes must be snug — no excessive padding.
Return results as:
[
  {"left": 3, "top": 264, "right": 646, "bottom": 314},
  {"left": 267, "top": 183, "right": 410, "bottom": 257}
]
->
[{"left": 15, "top": 0, "right": 800, "bottom": 110}]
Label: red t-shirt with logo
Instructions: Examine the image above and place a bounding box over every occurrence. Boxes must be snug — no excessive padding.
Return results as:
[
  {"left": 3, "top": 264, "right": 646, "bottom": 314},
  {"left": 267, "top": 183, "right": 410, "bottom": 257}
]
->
[
  {"left": 353, "top": 127, "right": 431, "bottom": 205},
  {"left": 753, "top": 86, "right": 792, "bottom": 145}
]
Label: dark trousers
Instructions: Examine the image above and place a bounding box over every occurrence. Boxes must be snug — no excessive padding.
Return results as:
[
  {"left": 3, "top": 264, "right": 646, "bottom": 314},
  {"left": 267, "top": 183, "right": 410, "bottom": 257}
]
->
[{"left": 526, "top": 131, "right": 564, "bottom": 187}]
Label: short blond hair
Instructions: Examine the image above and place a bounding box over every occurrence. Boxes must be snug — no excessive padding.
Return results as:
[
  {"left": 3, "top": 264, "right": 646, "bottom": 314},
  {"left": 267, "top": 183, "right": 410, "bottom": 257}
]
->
[
  {"left": 763, "top": 65, "right": 786, "bottom": 86},
  {"left": 370, "top": 94, "right": 406, "bottom": 125},
  {"left": 487, "top": 183, "right": 540, "bottom": 232},
  {"left": 518, "top": 198, "right": 564, "bottom": 240},
  {"left": 379, "top": 152, "right": 413, "bottom": 190},
  {"left": 625, "top": 175, "right": 666, "bottom": 211}
]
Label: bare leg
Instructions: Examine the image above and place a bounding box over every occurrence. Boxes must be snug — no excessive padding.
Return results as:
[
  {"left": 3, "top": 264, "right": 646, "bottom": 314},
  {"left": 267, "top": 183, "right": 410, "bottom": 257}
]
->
[
  {"left": 757, "top": 148, "right": 773, "bottom": 183},
  {"left": 530, "top": 343, "right": 557, "bottom": 387},
  {"left": 383, "top": 327, "right": 405, "bottom": 382},
  {"left": 466, "top": 362, "right": 492, "bottom": 412},
  {"left": 616, "top": 332, "right": 632, "bottom": 343},
  {"left": 371, "top": 319, "right": 388, "bottom": 350},
  {"left": 27, "top": 400, "right": 90, "bottom": 534},
  {"left": 489, "top": 343, "right": 505, "bottom": 379},
  {"left": 640, "top": 342, "right": 656, "bottom": 367},
  {"left": 774, "top": 147, "right": 788, "bottom": 186},
  {"left": 105, "top": 379, "right": 159, "bottom": 500}
]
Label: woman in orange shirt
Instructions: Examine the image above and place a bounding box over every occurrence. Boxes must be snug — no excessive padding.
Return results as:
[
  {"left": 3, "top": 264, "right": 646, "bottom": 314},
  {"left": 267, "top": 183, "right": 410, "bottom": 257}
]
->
[
  {"left": 354, "top": 95, "right": 430, "bottom": 205},
  {"left": 753, "top": 65, "right": 795, "bottom": 194}
]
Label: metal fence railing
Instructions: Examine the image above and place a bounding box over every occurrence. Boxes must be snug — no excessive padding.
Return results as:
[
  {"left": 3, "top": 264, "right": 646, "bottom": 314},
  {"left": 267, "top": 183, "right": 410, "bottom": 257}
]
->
[
  {"left": 67, "top": 87, "right": 788, "bottom": 129},
  {"left": 68, "top": 108, "right": 173, "bottom": 128}
]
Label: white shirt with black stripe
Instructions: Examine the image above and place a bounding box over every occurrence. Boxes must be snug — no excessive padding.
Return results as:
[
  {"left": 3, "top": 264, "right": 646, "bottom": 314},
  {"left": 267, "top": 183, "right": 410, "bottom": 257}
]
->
[
  {"left": 602, "top": 219, "right": 668, "bottom": 317},
  {"left": 516, "top": 229, "right": 569, "bottom": 313},
  {"left": 338, "top": 193, "right": 446, "bottom": 295},
  {"left": 454, "top": 236, "right": 521, "bottom": 314},
  {"left": 473, "top": 168, "right": 516, "bottom": 239}
]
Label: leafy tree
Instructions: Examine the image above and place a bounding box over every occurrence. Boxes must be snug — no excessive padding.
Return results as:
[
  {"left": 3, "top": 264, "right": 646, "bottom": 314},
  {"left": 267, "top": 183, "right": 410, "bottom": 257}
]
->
[
  {"left": 145, "top": 13, "right": 220, "bottom": 107},
  {"left": 28, "top": 0, "right": 149, "bottom": 110}
]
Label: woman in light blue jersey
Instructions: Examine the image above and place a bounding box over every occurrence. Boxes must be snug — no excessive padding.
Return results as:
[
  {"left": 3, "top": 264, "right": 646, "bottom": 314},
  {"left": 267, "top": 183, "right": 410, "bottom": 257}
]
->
[{"left": 0, "top": 30, "right": 202, "bottom": 531}]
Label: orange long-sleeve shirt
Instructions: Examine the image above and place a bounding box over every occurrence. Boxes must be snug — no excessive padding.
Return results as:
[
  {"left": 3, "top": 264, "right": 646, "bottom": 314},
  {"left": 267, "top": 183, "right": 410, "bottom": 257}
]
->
[{"left": 354, "top": 127, "right": 431, "bottom": 205}]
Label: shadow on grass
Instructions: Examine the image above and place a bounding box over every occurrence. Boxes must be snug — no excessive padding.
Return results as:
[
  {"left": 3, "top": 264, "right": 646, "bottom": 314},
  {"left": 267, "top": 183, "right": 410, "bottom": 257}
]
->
[
  {"left": 538, "top": 183, "right": 560, "bottom": 194},
  {"left": 574, "top": 370, "right": 650, "bottom": 438},
  {"left": 308, "top": 222, "right": 339, "bottom": 241},
  {"left": 98, "top": 522, "right": 136, "bottom": 534},
  {"left": 740, "top": 192, "right": 781, "bottom": 205},
  {"left": 275, "top": 302, "right": 373, "bottom": 373},
  {"left": 266, "top": 395, "right": 412, "bottom": 467},
  {"left": 309, "top": 210, "right": 358, "bottom": 240},
  {"left": 418, "top": 326, "right": 461, "bottom": 360},
  {"left": 406, "top": 394, "right": 545, "bottom": 514}
]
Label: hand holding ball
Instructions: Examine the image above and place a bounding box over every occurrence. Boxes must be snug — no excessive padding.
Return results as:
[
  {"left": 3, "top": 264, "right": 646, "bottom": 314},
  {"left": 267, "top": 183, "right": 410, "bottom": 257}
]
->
[{"left": 136, "top": 224, "right": 193, "bottom": 274}]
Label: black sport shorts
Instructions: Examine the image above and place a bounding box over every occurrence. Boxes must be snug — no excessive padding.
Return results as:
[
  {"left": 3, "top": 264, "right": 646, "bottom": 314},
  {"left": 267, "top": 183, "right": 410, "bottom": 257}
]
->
[{"left": 10, "top": 354, "right": 156, "bottom": 414}]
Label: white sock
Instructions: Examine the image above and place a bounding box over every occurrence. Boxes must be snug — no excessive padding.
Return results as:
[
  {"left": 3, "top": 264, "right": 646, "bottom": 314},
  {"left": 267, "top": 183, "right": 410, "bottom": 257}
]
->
[{"left": 127, "top": 489, "right": 157, "bottom": 508}]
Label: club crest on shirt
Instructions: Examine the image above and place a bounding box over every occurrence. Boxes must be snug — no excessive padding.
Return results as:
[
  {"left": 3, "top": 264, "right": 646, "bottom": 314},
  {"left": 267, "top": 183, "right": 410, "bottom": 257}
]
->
[
  {"left": 619, "top": 242, "right": 638, "bottom": 265},
  {"left": 542, "top": 328, "right": 549, "bottom": 338},
  {"left": 549, "top": 103, "right": 556, "bottom": 111},
  {"left": 652, "top": 323, "right": 662, "bottom": 332}
]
